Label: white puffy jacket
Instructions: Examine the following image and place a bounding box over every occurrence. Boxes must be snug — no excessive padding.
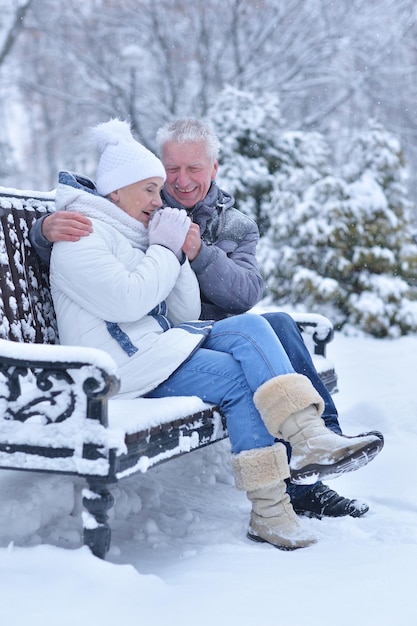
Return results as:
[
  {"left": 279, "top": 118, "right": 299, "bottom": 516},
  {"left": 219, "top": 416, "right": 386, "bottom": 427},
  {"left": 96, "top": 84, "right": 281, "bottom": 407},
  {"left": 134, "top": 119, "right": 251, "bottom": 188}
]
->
[{"left": 50, "top": 204, "right": 203, "bottom": 399}]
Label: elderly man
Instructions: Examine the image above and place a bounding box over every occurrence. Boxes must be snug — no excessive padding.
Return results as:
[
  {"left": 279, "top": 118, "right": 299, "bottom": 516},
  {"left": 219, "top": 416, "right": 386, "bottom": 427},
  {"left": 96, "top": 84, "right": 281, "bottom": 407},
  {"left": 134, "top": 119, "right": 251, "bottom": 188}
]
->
[{"left": 30, "top": 117, "right": 383, "bottom": 520}]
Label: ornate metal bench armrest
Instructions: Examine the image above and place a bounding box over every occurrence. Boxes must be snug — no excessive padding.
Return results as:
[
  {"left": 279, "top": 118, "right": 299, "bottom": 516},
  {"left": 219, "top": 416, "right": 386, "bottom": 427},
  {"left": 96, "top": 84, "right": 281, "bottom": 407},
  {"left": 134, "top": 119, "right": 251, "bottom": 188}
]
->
[
  {"left": 0, "top": 339, "right": 120, "bottom": 425},
  {"left": 290, "top": 312, "right": 334, "bottom": 356}
]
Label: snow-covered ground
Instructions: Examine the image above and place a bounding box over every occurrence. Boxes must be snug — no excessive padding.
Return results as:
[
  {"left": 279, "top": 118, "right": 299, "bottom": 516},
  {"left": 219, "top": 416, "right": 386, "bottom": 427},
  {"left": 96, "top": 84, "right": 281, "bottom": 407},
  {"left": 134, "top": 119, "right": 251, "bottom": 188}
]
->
[{"left": 1, "top": 331, "right": 416, "bottom": 626}]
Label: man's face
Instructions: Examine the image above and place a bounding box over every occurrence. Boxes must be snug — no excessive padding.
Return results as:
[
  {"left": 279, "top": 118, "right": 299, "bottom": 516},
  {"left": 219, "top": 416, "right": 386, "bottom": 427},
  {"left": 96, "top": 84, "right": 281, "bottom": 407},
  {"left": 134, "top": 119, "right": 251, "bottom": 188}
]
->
[{"left": 161, "top": 140, "right": 218, "bottom": 209}]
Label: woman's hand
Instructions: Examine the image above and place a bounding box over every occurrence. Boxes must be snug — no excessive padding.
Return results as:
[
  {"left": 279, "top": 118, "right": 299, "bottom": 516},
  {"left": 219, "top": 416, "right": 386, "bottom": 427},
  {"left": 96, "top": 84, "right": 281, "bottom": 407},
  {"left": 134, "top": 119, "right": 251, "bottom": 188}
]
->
[{"left": 148, "top": 208, "right": 191, "bottom": 260}]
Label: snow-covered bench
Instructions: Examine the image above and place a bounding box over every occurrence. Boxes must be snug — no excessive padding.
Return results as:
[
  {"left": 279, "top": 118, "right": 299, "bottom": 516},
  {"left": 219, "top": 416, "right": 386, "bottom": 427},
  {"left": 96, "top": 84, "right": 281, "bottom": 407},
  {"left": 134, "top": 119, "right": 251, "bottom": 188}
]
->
[{"left": 0, "top": 186, "right": 337, "bottom": 559}]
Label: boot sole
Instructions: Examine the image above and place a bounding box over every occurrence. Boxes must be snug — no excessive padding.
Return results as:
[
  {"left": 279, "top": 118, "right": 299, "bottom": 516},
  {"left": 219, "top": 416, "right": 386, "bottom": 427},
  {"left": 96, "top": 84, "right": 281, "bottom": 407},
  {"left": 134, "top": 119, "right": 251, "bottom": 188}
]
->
[
  {"left": 353, "top": 430, "right": 384, "bottom": 444},
  {"left": 247, "top": 531, "right": 306, "bottom": 551},
  {"left": 289, "top": 437, "right": 384, "bottom": 485}
]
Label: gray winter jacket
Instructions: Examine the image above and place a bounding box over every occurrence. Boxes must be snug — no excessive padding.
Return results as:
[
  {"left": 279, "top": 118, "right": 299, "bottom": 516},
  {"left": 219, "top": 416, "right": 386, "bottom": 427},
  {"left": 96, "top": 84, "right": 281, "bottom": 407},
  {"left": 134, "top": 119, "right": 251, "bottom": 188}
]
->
[
  {"left": 29, "top": 179, "right": 264, "bottom": 321},
  {"left": 161, "top": 183, "right": 263, "bottom": 320}
]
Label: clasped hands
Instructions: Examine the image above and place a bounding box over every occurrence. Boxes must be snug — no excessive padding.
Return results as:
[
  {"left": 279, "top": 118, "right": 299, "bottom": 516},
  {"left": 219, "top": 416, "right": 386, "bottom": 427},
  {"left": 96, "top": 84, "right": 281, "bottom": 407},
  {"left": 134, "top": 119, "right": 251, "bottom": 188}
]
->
[{"left": 148, "top": 207, "right": 202, "bottom": 261}]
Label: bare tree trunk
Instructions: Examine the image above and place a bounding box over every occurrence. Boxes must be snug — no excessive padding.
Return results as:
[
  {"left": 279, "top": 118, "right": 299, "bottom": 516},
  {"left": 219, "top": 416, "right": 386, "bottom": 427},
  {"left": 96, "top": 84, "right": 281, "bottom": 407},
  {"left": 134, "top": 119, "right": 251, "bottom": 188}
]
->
[{"left": 0, "top": 0, "right": 34, "bottom": 67}]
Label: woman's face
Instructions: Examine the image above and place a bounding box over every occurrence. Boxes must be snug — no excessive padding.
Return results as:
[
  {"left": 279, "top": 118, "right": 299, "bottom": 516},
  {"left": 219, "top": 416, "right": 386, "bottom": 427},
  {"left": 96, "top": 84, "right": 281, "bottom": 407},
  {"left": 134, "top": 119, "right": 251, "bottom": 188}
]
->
[{"left": 110, "top": 177, "right": 164, "bottom": 226}]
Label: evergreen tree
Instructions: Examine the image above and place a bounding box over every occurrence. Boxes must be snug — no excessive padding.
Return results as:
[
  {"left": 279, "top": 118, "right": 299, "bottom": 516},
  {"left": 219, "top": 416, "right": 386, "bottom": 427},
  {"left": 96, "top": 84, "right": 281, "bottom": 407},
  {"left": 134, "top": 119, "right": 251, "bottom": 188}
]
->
[
  {"left": 260, "top": 121, "right": 417, "bottom": 337},
  {"left": 341, "top": 121, "right": 417, "bottom": 335},
  {"left": 208, "top": 86, "right": 284, "bottom": 235},
  {"left": 210, "top": 90, "right": 417, "bottom": 337}
]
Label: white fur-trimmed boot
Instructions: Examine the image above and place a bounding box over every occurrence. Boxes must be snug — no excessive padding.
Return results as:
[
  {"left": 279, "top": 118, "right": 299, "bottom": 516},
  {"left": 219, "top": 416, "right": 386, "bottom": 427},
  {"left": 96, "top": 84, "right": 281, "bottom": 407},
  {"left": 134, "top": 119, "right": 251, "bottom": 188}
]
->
[
  {"left": 254, "top": 373, "right": 384, "bottom": 485},
  {"left": 232, "top": 443, "right": 317, "bottom": 550}
]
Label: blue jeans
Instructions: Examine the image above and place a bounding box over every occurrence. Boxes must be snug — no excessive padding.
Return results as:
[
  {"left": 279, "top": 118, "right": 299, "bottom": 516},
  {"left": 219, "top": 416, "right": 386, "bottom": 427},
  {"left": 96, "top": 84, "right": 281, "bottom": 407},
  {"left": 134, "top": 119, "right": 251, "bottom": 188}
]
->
[
  {"left": 262, "top": 312, "right": 341, "bottom": 435},
  {"left": 147, "top": 313, "right": 295, "bottom": 454},
  {"left": 262, "top": 312, "right": 341, "bottom": 499}
]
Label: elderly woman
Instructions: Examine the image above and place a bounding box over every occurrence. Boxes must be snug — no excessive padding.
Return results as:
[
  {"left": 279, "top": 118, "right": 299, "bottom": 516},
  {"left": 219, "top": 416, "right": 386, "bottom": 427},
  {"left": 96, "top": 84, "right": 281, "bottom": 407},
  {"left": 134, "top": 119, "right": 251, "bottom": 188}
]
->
[{"left": 50, "top": 119, "right": 382, "bottom": 552}]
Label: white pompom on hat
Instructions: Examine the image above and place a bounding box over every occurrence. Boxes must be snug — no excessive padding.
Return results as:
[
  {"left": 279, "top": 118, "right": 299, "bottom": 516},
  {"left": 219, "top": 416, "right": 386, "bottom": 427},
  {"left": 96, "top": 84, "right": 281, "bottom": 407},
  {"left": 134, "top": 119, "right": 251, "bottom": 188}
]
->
[{"left": 91, "top": 118, "right": 166, "bottom": 196}]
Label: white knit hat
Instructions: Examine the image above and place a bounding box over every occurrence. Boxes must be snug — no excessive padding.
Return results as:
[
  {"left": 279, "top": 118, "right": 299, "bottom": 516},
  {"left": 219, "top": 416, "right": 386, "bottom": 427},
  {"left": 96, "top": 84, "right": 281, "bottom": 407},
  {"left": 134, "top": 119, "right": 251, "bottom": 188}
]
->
[{"left": 91, "top": 118, "right": 166, "bottom": 196}]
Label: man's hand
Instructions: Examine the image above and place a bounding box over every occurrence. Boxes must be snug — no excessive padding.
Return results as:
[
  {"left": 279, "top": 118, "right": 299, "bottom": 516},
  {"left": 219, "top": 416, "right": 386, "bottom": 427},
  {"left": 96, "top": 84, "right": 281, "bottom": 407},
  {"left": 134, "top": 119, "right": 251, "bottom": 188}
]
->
[
  {"left": 41, "top": 212, "right": 93, "bottom": 243},
  {"left": 182, "top": 222, "right": 202, "bottom": 261}
]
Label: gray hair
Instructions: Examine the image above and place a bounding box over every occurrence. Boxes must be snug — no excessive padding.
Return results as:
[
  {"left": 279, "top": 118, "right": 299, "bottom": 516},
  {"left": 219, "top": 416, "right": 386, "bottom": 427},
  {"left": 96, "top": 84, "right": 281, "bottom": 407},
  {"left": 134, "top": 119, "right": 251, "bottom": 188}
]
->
[{"left": 156, "top": 117, "right": 220, "bottom": 165}]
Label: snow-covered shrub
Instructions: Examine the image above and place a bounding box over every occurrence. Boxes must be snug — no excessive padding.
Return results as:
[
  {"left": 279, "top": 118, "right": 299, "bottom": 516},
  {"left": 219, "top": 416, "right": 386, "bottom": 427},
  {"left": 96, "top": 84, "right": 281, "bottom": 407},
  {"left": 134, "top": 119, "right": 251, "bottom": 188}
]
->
[
  {"left": 210, "top": 91, "right": 417, "bottom": 337},
  {"left": 209, "top": 86, "right": 284, "bottom": 235}
]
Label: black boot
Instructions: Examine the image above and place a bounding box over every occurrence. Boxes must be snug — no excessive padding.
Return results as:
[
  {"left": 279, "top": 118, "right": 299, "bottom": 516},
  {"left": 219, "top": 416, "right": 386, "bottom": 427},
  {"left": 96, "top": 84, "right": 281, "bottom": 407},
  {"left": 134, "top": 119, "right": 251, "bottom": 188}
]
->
[{"left": 290, "top": 483, "right": 369, "bottom": 519}]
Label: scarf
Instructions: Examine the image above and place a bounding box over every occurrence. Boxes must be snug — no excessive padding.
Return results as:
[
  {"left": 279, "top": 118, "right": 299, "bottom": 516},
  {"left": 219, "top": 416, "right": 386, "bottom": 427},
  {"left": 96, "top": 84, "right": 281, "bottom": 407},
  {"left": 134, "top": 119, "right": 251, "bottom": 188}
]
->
[{"left": 65, "top": 189, "right": 149, "bottom": 251}]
